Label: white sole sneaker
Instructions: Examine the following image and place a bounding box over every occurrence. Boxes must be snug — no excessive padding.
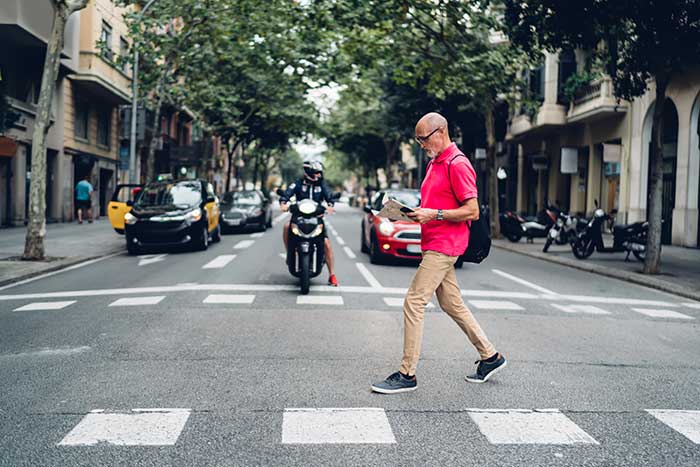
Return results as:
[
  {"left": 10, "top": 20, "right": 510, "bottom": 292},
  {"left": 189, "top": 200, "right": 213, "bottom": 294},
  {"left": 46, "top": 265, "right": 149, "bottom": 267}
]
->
[
  {"left": 465, "top": 359, "right": 507, "bottom": 384},
  {"left": 370, "top": 385, "right": 418, "bottom": 394}
]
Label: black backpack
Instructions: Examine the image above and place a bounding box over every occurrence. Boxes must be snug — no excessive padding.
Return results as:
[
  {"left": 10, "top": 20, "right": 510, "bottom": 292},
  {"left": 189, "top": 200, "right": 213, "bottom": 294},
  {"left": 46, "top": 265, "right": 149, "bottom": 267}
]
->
[{"left": 446, "top": 154, "right": 491, "bottom": 264}]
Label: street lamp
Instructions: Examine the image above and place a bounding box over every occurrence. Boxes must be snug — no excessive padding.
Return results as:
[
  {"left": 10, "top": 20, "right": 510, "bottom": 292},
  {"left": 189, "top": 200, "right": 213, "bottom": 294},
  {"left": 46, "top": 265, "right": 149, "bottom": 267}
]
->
[{"left": 129, "top": 0, "right": 159, "bottom": 184}]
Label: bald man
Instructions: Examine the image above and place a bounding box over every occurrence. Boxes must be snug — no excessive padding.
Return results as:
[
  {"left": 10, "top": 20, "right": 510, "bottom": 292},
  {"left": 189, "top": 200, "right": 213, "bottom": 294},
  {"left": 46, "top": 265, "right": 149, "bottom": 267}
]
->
[{"left": 371, "top": 112, "right": 506, "bottom": 394}]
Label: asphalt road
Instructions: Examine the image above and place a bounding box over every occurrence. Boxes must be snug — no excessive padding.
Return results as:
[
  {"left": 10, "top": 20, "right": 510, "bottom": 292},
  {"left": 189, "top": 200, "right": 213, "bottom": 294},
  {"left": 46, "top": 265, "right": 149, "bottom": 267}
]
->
[{"left": 0, "top": 204, "right": 698, "bottom": 466}]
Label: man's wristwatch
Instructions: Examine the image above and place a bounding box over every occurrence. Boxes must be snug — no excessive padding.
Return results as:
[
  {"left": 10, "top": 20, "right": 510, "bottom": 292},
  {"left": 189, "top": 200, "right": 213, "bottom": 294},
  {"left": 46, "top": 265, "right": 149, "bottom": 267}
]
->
[{"left": 436, "top": 209, "right": 444, "bottom": 221}]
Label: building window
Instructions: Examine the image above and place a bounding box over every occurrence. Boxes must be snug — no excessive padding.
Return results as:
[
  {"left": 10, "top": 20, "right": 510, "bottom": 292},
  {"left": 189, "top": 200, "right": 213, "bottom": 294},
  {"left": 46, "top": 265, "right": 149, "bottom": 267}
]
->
[
  {"left": 75, "top": 101, "right": 89, "bottom": 141},
  {"left": 558, "top": 50, "right": 577, "bottom": 104},
  {"left": 101, "top": 21, "right": 113, "bottom": 61},
  {"left": 119, "top": 37, "right": 129, "bottom": 73},
  {"left": 97, "top": 109, "right": 111, "bottom": 148}
]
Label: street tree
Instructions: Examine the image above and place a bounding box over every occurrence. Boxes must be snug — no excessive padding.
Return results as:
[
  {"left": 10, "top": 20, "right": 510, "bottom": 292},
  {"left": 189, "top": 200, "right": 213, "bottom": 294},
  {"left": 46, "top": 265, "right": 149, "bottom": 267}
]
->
[
  {"left": 504, "top": 0, "right": 700, "bottom": 274},
  {"left": 23, "top": 0, "right": 89, "bottom": 261}
]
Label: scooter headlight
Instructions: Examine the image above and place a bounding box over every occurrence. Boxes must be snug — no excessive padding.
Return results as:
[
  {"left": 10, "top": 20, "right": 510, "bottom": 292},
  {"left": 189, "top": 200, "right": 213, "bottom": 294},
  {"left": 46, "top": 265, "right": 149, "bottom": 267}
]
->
[
  {"left": 298, "top": 199, "right": 317, "bottom": 215},
  {"left": 378, "top": 221, "right": 395, "bottom": 236},
  {"left": 309, "top": 224, "right": 324, "bottom": 237},
  {"left": 291, "top": 223, "right": 302, "bottom": 237},
  {"left": 124, "top": 212, "right": 138, "bottom": 225}
]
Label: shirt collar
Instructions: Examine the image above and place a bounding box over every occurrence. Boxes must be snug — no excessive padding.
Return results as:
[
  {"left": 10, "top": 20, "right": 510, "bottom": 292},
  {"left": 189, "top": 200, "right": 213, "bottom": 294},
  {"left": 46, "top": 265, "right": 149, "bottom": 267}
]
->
[{"left": 433, "top": 142, "right": 459, "bottom": 164}]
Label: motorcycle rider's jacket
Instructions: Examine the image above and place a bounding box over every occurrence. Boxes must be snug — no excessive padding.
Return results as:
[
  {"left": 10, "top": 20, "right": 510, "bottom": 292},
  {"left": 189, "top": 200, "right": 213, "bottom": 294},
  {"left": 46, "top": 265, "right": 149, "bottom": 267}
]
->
[{"left": 279, "top": 178, "right": 335, "bottom": 206}]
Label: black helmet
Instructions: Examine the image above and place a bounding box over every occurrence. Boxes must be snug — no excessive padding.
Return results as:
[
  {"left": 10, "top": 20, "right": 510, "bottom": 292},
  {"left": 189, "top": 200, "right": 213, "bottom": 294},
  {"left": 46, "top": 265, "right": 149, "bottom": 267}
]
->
[{"left": 303, "top": 160, "right": 324, "bottom": 181}]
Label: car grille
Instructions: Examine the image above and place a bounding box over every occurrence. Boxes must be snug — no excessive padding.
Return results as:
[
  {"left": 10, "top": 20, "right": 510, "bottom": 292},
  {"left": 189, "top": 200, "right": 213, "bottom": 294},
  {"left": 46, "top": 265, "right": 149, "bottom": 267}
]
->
[
  {"left": 223, "top": 211, "right": 244, "bottom": 219},
  {"left": 395, "top": 231, "right": 421, "bottom": 240}
]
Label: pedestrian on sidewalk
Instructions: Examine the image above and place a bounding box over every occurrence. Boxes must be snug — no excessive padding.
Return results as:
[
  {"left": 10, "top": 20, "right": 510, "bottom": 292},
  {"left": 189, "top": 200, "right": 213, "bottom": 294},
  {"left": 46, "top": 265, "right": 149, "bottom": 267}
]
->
[
  {"left": 371, "top": 112, "right": 506, "bottom": 394},
  {"left": 75, "top": 174, "right": 93, "bottom": 224}
]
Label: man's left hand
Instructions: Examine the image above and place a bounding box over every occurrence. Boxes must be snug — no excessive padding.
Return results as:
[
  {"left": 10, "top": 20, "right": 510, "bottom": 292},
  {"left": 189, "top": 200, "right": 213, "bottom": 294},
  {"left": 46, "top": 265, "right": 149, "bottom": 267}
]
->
[
  {"left": 326, "top": 205, "right": 335, "bottom": 215},
  {"left": 407, "top": 208, "right": 436, "bottom": 224}
]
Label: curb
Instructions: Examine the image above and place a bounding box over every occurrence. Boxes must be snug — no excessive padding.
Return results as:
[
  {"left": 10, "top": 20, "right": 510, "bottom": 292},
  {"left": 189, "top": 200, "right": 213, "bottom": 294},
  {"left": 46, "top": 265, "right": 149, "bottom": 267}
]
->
[
  {"left": 492, "top": 242, "right": 700, "bottom": 303},
  {"left": 0, "top": 248, "right": 122, "bottom": 289}
]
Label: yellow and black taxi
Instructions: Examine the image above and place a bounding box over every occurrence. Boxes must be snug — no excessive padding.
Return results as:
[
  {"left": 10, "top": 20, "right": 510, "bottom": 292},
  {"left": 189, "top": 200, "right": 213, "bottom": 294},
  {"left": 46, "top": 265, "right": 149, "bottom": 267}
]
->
[{"left": 123, "top": 179, "right": 221, "bottom": 255}]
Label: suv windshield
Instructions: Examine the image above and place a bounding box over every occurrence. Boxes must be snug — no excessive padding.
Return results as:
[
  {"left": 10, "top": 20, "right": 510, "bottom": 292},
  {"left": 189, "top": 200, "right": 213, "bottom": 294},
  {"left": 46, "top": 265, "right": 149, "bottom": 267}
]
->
[
  {"left": 223, "top": 191, "right": 261, "bottom": 206},
  {"left": 135, "top": 181, "right": 202, "bottom": 210}
]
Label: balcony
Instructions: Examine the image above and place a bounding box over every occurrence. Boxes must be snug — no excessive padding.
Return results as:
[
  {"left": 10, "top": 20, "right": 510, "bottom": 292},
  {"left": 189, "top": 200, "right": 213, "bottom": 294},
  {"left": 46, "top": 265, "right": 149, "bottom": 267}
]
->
[
  {"left": 67, "top": 52, "right": 131, "bottom": 104},
  {"left": 567, "top": 76, "right": 627, "bottom": 123},
  {"left": 507, "top": 103, "right": 568, "bottom": 140}
]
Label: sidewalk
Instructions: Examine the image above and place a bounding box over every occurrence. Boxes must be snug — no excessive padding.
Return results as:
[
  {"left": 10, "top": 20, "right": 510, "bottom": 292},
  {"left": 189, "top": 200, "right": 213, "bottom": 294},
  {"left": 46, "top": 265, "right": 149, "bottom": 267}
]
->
[
  {"left": 493, "top": 237, "right": 700, "bottom": 302},
  {"left": 0, "top": 220, "right": 124, "bottom": 287}
]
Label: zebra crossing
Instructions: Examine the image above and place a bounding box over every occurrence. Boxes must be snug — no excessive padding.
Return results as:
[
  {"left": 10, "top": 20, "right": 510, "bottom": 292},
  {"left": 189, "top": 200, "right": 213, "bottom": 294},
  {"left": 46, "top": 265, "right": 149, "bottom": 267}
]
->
[{"left": 54, "top": 407, "right": 700, "bottom": 447}]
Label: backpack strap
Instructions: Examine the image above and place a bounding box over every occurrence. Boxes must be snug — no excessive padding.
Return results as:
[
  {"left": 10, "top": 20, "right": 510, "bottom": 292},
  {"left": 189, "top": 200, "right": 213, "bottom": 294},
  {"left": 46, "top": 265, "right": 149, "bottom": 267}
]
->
[{"left": 446, "top": 153, "right": 474, "bottom": 228}]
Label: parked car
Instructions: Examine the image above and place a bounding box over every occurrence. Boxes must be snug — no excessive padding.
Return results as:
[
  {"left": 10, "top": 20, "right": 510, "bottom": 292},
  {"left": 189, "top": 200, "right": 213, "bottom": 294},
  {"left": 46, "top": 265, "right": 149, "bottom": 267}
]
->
[
  {"left": 108, "top": 183, "right": 143, "bottom": 234},
  {"left": 361, "top": 189, "right": 422, "bottom": 264},
  {"left": 124, "top": 179, "right": 221, "bottom": 255},
  {"left": 219, "top": 190, "right": 272, "bottom": 233}
]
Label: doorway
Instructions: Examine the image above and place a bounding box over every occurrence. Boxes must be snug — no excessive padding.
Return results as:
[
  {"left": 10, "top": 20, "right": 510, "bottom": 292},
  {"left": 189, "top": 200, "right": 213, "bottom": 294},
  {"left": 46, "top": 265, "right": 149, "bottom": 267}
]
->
[{"left": 99, "top": 168, "right": 114, "bottom": 217}]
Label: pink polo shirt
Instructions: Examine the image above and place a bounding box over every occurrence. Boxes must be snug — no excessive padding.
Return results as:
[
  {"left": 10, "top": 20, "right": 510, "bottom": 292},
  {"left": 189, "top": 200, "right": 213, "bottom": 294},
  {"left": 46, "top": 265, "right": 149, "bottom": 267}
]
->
[{"left": 420, "top": 143, "right": 478, "bottom": 257}]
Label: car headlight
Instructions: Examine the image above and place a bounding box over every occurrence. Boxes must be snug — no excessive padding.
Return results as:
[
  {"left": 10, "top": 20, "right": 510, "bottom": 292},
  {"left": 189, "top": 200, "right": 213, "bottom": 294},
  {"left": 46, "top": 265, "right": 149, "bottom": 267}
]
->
[
  {"left": 378, "top": 221, "right": 395, "bottom": 236},
  {"left": 186, "top": 208, "right": 202, "bottom": 222},
  {"left": 124, "top": 212, "right": 137, "bottom": 225}
]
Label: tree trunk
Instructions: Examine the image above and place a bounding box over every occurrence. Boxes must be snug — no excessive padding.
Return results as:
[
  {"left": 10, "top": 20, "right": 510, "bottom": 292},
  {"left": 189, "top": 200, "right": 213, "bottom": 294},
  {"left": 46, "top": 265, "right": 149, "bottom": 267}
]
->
[
  {"left": 484, "top": 105, "right": 500, "bottom": 237},
  {"left": 24, "top": 2, "right": 88, "bottom": 260},
  {"left": 145, "top": 94, "right": 164, "bottom": 182},
  {"left": 225, "top": 137, "right": 239, "bottom": 193},
  {"left": 643, "top": 77, "right": 669, "bottom": 274}
]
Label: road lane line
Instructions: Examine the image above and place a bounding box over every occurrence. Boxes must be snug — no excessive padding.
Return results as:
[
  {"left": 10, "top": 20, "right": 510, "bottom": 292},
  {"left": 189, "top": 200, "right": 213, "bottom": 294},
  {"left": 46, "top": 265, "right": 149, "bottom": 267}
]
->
[
  {"left": 335, "top": 236, "right": 346, "bottom": 246},
  {"left": 272, "top": 213, "right": 289, "bottom": 226},
  {"left": 250, "top": 232, "right": 265, "bottom": 238},
  {"left": 631, "top": 308, "right": 694, "bottom": 320},
  {"left": 383, "top": 297, "right": 434, "bottom": 308},
  {"left": 203, "top": 294, "right": 255, "bottom": 304},
  {"left": 233, "top": 240, "right": 255, "bottom": 250},
  {"left": 468, "top": 300, "right": 524, "bottom": 310},
  {"left": 646, "top": 410, "right": 700, "bottom": 444},
  {"left": 343, "top": 246, "right": 356, "bottom": 259},
  {"left": 491, "top": 269, "right": 558, "bottom": 295},
  {"left": 0, "top": 346, "right": 91, "bottom": 358},
  {"left": 297, "top": 295, "right": 344, "bottom": 306},
  {"left": 202, "top": 255, "right": 237, "bottom": 269},
  {"left": 551, "top": 304, "right": 610, "bottom": 315},
  {"left": 109, "top": 296, "right": 165, "bottom": 307},
  {"left": 355, "top": 263, "right": 382, "bottom": 288},
  {"left": 14, "top": 301, "right": 76, "bottom": 311},
  {"left": 282, "top": 408, "right": 396, "bottom": 444}
]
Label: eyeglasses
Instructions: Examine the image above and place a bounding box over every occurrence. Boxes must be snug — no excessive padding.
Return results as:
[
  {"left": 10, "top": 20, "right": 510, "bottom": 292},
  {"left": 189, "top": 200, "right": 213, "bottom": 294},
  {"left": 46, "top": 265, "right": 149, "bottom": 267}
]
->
[{"left": 414, "top": 126, "right": 442, "bottom": 145}]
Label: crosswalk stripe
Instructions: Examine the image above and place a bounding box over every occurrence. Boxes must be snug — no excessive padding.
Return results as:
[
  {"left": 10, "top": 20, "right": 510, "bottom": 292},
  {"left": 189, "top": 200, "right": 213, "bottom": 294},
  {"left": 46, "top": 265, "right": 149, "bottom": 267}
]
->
[
  {"left": 13, "top": 300, "right": 76, "bottom": 311},
  {"left": 233, "top": 240, "right": 255, "bottom": 250},
  {"left": 469, "top": 300, "right": 524, "bottom": 310},
  {"left": 202, "top": 255, "right": 237, "bottom": 269},
  {"left": 109, "top": 296, "right": 165, "bottom": 307},
  {"left": 297, "top": 295, "right": 344, "bottom": 306},
  {"left": 383, "top": 297, "right": 434, "bottom": 308},
  {"left": 681, "top": 302, "right": 700, "bottom": 309},
  {"left": 631, "top": 308, "right": 694, "bottom": 320},
  {"left": 646, "top": 410, "right": 700, "bottom": 444},
  {"left": 282, "top": 408, "right": 396, "bottom": 444},
  {"left": 203, "top": 294, "right": 255, "bottom": 304},
  {"left": 467, "top": 409, "right": 598, "bottom": 445},
  {"left": 58, "top": 408, "right": 191, "bottom": 446},
  {"left": 551, "top": 304, "right": 611, "bottom": 315},
  {"left": 250, "top": 232, "right": 265, "bottom": 238}
]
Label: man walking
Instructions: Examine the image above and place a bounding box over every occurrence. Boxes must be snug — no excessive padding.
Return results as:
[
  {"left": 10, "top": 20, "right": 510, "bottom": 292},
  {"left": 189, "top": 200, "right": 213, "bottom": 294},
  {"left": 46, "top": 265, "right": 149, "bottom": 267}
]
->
[
  {"left": 371, "top": 112, "right": 506, "bottom": 394},
  {"left": 75, "top": 174, "right": 93, "bottom": 224}
]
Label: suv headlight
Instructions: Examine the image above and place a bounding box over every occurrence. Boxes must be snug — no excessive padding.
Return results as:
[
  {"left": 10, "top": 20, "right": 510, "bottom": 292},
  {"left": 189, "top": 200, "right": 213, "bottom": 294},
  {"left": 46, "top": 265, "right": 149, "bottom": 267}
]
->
[
  {"left": 378, "top": 221, "right": 395, "bottom": 236},
  {"left": 124, "top": 212, "right": 137, "bottom": 225},
  {"left": 186, "top": 208, "right": 202, "bottom": 222}
]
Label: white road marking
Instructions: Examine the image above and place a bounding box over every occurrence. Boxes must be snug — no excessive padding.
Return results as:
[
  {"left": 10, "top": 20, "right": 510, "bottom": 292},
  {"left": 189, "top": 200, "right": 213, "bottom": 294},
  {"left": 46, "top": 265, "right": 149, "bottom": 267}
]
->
[
  {"left": 202, "top": 255, "right": 237, "bottom": 269},
  {"left": 468, "top": 300, "right": 524, "bottom": 310},
  {"left": 646, "top": 410, "right": 700, "bottom": 444},
  {"left": 0, "top": 346, "right": 91, "bottom": 358},
  {"left": 681, "top": 302, "right": 700, "bottom": 309},
  {"left": 233, "top": 240, "right": 255, "bottom": 250},
  {"left": 14, "top": 301, "right": 76, "bottom": 311},
  {"left": 462, "top": 290, "right": 539, "bottom": 299},
  {"left": 282, "top": 408, "right": 396, "bottom": 444},
  {"left": 356, "top": 263, "right": 382, "bottom": 288},
  {"left": 492, "top": 269, "right": 558, "bottom": 296},
  {"left": 203, "top": 294, "right": 255, "bottom": 304},
  {"left": 297, "top": 295, "right": 344, "bottom": 306},
  {"left": 551, "top": 304, "right": 611, "bottom": 315},
  {"left": 250, "top": 232, "right": 265, "bottom": 238},
  {"left": 467, "top": 409, "right": 598, "bottom": 445},
  {"left": 58, "top": 408, "right": 191, "bottom": 446},
  {"left": 0, "top": 253, "right": 121, "bottom": 292},
  {"left": 137, "top": 254, "right": 168, "bottom": 266},
  {"left": 343, "top": 246, "right": 356, "bottom": 259},
  {"left": 335, "top": 236, "right": 346, "bottom": 245},
  {"left": 383, "top": 297, "right": 434, "bottom": 308},
  {"left": 272, "top": 212, "right": 289, "bottom": 226},
  {"left": 556, "top": 294, "right": 681, "bottom": 308},
  {"left": 631, "top": 308, "right": 694, "bottom": 320},
  {"left": 109, "top": 296, "right": 165, "bottom": 307},
  {"left": 279, "top": 253, "right": 286, "bottom": 258}
]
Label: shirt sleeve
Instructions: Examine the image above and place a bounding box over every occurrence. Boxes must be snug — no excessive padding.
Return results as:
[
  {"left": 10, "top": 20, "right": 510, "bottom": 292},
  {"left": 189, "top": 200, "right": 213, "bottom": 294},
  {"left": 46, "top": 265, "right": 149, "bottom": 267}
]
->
[
  {"left": 321, "top": 182, "right": 334, "bottom": 206},
  {"left": 449, "top": 157, "right": 478, "bottom": 203},
  {"left": 280, "top": 180, "right": 298, "bottom": 203}
]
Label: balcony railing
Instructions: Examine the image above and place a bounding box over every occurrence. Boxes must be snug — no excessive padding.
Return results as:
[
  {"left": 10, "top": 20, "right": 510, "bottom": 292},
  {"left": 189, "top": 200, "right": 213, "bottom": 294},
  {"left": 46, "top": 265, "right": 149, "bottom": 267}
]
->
[{"left": 573, "top": 77, "right": 612, "bottom": 105}]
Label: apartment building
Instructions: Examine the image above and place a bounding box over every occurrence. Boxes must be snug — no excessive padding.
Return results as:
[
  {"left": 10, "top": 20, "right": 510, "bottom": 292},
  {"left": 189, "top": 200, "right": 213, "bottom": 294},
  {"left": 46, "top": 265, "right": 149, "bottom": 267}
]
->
[{"left": 507, "top": 51, "right": 700, "bottom": 247}]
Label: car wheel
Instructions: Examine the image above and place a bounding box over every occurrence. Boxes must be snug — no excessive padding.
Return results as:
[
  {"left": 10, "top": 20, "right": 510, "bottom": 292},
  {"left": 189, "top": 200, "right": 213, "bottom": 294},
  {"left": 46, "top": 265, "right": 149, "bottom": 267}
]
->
[
  {"left": 369, "top": 232, "right": 384, "bottom": 264},
  {"left": 454, "top": 257, "right": 464, "bottom": 269},
  {"left": 194, "top": 225, "right": 209, "bottom": 251},
  {"left": 212, "top": 224, "right": 221, "bottom": 243},
  {"left": 126, "top": 238, "right": 139, "bottom": 255},
  {"left": 360, "top": 222, "right": 369, "bottom": 253}
]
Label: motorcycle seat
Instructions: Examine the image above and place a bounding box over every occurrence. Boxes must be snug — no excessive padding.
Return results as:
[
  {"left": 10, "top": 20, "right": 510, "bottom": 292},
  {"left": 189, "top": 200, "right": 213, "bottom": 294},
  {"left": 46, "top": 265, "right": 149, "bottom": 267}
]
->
[{"left": 613, "top": 222, "right": 646, "bottom": 234}]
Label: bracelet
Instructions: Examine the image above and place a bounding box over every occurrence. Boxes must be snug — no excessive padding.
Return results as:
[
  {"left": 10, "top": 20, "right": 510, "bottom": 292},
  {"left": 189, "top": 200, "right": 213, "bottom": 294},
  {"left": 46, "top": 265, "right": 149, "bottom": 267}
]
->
[{"left": 437, "top": 209, "right": 444, "bottom": 221}]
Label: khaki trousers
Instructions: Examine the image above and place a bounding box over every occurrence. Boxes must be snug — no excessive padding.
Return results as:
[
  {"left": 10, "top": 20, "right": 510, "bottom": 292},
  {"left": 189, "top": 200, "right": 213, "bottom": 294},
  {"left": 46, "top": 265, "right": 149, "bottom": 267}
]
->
[{"left": 400, "top": 250, "right": 496, "bottom": 376}]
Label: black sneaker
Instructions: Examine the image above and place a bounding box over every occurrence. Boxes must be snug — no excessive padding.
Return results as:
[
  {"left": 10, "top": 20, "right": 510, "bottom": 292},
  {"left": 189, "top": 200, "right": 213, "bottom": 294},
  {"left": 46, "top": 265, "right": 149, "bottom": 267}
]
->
[
  {"left": 465, "top": 353, "right": 507, "bottom": 383},
  {"left": 371, "top": 372, "right": 417, "bottom": 394}
]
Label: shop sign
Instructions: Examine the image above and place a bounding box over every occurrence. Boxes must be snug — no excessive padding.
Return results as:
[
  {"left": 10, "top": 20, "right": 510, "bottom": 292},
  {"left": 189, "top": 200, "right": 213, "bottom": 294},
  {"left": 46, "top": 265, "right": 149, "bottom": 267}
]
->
[{"left": 0, "top": 136, "right": 18, "bottom": 158}]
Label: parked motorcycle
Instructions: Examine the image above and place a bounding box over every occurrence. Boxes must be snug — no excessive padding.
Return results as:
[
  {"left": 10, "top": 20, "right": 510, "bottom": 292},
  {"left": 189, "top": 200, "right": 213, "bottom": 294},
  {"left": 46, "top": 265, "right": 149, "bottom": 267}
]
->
[
  {"left": 499, "top": 206, "right": 558, "bottom": 243},
  {"left": 278, "top": 192, "right": 329, "bottom": 294},
  {"left": 571, "top": 206, "right": 647, "bottom": 261},
  {"left": 543, "top": 211, "right": 580, "bottom": 252}
]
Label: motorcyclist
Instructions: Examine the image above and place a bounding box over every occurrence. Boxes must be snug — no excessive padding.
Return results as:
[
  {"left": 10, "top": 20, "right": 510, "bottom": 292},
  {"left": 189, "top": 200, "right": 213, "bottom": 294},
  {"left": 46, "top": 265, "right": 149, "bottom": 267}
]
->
[{"left": 279, "top": 160, "right": 338, "bottom": 287}]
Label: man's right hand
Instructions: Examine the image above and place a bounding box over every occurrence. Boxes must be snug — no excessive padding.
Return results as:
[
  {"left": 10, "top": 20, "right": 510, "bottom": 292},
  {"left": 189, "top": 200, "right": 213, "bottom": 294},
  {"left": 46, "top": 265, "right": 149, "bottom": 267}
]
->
[{"left": 280, "top": 203, "right": 289, "bottom": 212}]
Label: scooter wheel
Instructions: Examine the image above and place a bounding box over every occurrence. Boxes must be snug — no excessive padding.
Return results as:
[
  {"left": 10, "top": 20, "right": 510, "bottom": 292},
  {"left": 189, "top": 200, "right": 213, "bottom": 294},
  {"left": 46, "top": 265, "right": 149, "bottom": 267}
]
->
[
  {"left": 633, "top": 249, "right": 646, "bottom": 262},
  {"left": 543, "top": 237, "right": 553, "bottom": 252},
  {"left": 506, "top": 233, "right": 522, "bottom": 242},
  {"left": 572, "top": 237, "right": 594, "bottom": 259},
  {"left": 300, "top": 253, "right": 311, "bottom": 295}
]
